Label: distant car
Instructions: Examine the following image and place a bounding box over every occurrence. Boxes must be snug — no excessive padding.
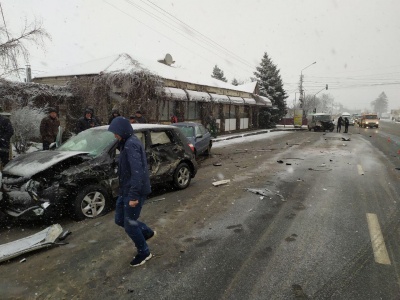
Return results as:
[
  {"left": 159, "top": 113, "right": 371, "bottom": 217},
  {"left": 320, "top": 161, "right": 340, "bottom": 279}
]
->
[
  {"left": 0, "top": 124, "right": 198, "bottom": 221},
  {"left": 341, "top": 113, "right": 353, "bottom": 126},
  {"left": 172, "top": 122, "right": 212, "bottom": 157},
  {"left": 360, "top": 113, "right": 379, "bottom": 128}
]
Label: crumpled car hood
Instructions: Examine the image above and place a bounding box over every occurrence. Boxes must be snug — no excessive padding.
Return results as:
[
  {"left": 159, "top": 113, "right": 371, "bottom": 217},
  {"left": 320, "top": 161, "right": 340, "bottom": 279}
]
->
[{"left": 3, "top": 151, "right": 89, "bottom": 178}]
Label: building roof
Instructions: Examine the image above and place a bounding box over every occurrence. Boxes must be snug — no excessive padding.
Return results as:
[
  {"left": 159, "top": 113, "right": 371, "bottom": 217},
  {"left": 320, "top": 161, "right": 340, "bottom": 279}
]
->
[{"left": 33, "top": 53, "right": 256, "bottom": 94}]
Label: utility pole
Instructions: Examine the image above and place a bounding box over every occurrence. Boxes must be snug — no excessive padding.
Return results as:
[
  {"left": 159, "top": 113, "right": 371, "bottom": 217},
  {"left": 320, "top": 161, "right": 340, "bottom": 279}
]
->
[{"left": 298, "top": 62, "right": 316, "bottom": 109}]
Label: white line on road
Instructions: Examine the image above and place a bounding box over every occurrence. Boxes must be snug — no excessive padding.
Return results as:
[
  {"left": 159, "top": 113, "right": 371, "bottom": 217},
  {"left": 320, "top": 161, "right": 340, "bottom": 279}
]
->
[
  {"left": 357, "top": 164, "right": 364, "bottom": 175},
  {"left": 366, "top": 213, "right": 391, "bottom": 265}
]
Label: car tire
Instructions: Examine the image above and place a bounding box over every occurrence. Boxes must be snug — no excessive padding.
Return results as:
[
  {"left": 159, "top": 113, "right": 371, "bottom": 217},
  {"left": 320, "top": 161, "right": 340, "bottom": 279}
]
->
[
  {"left": 204, "top": 143, "right": 212, "bottom": 156},
  {"left": 72, "top": 184, "right": 111, "bottom": 220},
  {"left": 173, "top": 162, "right": 192, "bottom": 190}
]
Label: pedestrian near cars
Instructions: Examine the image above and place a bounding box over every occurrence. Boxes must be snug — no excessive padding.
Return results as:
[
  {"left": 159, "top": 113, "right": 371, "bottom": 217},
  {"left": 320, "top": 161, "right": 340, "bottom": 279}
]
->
[
  {"left": 129, "top": 116, "right": 136, "bottom": 124},
  {"left": 75, "top": 109, "right": 98, "bottom": 134},
  {"left": 344, "top": 117, "right": 349, "bottom": 133},
  {"left": 108, "top": 116, "right": 155, "bottom": 267},
  {"left": 86, "top": 106, "right": 102, "bottom": 126},
  {"left": 0, "top": 112, "right": 14, "bottom": 168},
  {"left": 336, "top": 116, "right": 343, "bottom": 133},
  {"left": 134, "top": 110, "right": 147, "bottom": 123},
  {"left": 40, "top": 107, "right": 60, "bottom": 150},
  {"left": 170, "top": 114, "right": 178, "bottom": 124},
  {"left": 108, "top": 109, "right": 121, "bottom": 124}
]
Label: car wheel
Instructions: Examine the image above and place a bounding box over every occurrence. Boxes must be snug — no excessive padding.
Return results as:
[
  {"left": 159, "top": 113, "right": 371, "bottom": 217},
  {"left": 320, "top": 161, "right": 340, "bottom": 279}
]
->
[
  {"left": 173, "top": 163, "right": 192, "bottom": 190},
  {"left": 72, "top": 184, "right": 111, "bottom": 220},
  {"left": 204, "top": 143, "right": 212, "bottom": 156}
]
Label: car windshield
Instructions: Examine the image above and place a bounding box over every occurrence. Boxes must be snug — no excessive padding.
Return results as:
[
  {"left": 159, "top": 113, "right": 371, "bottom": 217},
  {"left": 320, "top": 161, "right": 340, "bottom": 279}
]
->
[
  {"left": 365, "top": 115, "right": 378, "bottom": 119},
  {"left": 175, "top": 125, "right": 194, "bottom": 138},
  {"left": 57, "top": 129, "right": 116, "bottom": 156},
  {"left": 315, "top": 115, "right": 331, "bottom": 121}
]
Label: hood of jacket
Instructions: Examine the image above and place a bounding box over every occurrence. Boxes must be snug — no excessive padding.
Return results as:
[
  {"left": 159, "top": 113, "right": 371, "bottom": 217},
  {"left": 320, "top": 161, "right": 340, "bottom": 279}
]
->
[{"left": 108, "top": 116, "right": 133, "bottom": 140}]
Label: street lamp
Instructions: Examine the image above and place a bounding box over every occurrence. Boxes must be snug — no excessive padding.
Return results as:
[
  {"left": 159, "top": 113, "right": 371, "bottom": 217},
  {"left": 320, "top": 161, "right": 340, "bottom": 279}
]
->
[
  {"left": 312, "top": 84, "right": 328, "bottom": 113},
  {"left": 299, "top": 61, "right": 316, "bottom": 107}
]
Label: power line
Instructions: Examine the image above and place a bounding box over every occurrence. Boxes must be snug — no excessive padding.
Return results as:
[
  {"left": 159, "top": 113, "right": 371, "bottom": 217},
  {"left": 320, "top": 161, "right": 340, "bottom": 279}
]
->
[
  {"left": 140, "top": 0, "right": 256, "bottom": 70},
  {"left": 122, "top": 0, "right": 256, "bottom": 76},
  {"left": 123, "top": 0, "right": 254, "bottom": 74}
]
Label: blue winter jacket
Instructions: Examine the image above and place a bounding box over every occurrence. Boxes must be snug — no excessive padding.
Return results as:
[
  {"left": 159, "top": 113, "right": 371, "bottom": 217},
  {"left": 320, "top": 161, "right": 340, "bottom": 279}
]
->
[{"left": 108, "top": 117, "right": 151, "bottom": 199}]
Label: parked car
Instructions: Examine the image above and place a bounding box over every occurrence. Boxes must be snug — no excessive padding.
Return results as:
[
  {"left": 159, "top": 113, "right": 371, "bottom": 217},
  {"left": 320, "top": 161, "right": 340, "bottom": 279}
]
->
[
  {"left": 172, "top": 122, "right": 212, "bottom": 157},
  {"left": 0, "top": 124, "right": 198, "bottom": 221}
]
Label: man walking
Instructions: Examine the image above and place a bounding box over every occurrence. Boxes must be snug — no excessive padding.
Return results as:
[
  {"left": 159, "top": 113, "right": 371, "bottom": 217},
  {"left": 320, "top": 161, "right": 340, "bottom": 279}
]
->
[
  {"left": 40, "top": 107, "right": 60, "bottom": 150},
  {"left": 108, "top": 116, "right": 154, "bottom": 267},
  {"left": 337, "top": 116, "right": 343, "bottom": 133}
]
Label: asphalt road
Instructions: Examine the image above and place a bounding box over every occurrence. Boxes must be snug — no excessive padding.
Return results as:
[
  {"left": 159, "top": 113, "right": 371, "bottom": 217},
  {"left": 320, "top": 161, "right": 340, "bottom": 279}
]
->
[{"left": 2, "top": 124, "right": 400, "bottom": 299}]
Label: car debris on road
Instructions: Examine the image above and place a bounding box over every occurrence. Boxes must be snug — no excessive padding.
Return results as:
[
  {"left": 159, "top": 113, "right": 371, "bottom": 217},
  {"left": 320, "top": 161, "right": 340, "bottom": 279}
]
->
[{"left": 0, "top": 224, "right": 68, "bottom": 263}]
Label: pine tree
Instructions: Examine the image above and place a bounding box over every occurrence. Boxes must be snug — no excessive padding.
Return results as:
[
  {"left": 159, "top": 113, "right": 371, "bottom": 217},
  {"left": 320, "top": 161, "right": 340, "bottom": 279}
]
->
[
  {"left": 211, "top": 65, "right": 227, "bottom": 82},
  {"left": 231, "top": 78, "right": 239, "bottom": 86},
  {"left": 371, "top": 92, "right": 388, "bottom": 116},
  {"left": 253, "top": 52, "right": 288, "bottom": 121}
]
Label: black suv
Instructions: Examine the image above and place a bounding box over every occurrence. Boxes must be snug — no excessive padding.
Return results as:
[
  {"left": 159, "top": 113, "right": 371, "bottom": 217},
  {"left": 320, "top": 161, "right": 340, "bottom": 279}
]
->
[{"left": 0, "top": 124, "right": 198, "bottom": 221}]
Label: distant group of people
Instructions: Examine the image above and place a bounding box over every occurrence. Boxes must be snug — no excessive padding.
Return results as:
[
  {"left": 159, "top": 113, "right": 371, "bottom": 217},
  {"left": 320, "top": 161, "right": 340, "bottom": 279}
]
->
[
  {"left": 109, "top": 109, "right": 148, "bottom": 125},
  {"left": 336, "top": 116, "right": 349, "bottom": 133}
]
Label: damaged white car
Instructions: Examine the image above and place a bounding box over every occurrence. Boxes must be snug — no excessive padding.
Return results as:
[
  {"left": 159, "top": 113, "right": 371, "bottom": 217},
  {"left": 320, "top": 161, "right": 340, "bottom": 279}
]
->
[{"left": 0, "top": 124, "right": 197, "bottom": 221}]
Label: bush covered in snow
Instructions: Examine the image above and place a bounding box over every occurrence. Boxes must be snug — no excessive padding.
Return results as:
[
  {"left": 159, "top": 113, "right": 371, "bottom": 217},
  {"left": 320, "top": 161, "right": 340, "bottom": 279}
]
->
[{"left": 10, "top": 106, "right": 46, "bottom": 154}]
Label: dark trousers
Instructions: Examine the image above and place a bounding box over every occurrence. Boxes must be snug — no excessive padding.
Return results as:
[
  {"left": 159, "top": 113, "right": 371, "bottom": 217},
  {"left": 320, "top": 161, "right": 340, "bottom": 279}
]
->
[
  {"left": 0, "top": 148, "right": 10, "bottom": 167},
  {"left": 337, "top": 125, "right": 341, "bottom": 133},
  {"left": 115, "top": 195, "right": 153, "bottom": 255},
  {"left": 344, "top": 125, "right": 349, "bottom": 133},
  {"left": 43, "top": 141, "right": 51, "bottom": 150}
]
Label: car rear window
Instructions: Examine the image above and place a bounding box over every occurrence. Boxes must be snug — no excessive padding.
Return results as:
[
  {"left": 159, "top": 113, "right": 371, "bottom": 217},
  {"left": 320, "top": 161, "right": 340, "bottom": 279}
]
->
[{"left": 177, "top": 126, "right": 194, "bottom": 138}]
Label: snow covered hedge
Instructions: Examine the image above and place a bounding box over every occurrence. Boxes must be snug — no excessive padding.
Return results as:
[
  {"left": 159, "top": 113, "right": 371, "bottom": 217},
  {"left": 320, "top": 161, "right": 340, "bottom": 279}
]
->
[{"left": 10, "top": 106, "right": 46, "bottom": 154}]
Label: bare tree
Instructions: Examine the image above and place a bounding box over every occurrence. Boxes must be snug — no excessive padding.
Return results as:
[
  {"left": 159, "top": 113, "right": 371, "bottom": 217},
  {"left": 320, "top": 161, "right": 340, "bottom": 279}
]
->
[{"left": 0, "top": 10, "right": 50, "bottom": 78}]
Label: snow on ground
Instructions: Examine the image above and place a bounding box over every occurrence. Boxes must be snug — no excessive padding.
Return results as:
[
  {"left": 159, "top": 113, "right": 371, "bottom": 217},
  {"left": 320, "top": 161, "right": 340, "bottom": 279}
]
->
[{"left": 213, "top": 131, "right": 291, "bottom": 148}]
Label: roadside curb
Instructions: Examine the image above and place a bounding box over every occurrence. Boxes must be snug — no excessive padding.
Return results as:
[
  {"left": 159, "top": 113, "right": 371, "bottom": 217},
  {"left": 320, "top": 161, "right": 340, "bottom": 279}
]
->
[{"left": 212, "top": 127, "right": 306, "bottom": 143}]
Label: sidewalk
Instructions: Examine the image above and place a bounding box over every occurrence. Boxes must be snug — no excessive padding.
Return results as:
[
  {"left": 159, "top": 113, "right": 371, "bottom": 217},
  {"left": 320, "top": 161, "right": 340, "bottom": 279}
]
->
[{"left": 212, "top": 125, "right": 307, "bottom": 143}]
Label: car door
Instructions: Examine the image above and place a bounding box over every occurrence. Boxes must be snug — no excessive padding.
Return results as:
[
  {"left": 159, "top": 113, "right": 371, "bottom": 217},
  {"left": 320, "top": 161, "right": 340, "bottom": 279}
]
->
[
  {"left": 146, "top": 129, "right": 183, "bottom": 182},
  {"left": 195, "top": 124, "right": 210, "bottom": 154}
]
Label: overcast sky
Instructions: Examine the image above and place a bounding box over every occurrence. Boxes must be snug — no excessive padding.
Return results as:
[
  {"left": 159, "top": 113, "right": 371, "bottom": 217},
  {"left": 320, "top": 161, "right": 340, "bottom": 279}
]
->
[{"left": 2, "top": 0, "right": 400, "bottom": 111}]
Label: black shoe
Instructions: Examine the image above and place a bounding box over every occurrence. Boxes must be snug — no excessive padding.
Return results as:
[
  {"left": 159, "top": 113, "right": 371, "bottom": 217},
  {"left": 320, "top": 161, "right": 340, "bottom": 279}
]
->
[
  {"left": 130, "top": 253, "right": 153, "bottom": 267},
  {"left": 145, "top": 231, "right": 157, "bottom": 241}
]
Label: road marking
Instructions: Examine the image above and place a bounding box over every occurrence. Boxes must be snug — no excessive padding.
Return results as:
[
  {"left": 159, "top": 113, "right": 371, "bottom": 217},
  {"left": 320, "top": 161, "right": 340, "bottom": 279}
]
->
[
  {"left": 357, "top": 164, "right": 364, "bottom": 175},
  {"left": 366, "top": 213, "right": 391, "bottom": 265}
]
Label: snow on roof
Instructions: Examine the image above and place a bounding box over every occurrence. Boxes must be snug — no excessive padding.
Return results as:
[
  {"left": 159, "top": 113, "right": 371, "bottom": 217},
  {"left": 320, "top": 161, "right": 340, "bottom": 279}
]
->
[
  {"left": 235, "top": 81, "right": 258, "bottom": 93},
  {"left": 34, "top": 53, "right": 253, "bottom": 94}
]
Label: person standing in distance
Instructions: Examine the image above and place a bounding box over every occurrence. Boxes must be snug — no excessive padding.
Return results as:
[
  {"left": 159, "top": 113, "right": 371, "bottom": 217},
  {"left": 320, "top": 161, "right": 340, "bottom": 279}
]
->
[
  {"left": 40, "top": 107, "right": 60, "bottom": 150},
  {"left": 134, "top": 110, "right": 147, "bottom": 123},
  {"left": 344, "top": 117, "right": 349, "bottom": 133},
  {"left": 108, "top": 116, "right": 155, "bottom": 267},
  {"left": 336, "top": 116, "right": 343, "bottom": 133}
]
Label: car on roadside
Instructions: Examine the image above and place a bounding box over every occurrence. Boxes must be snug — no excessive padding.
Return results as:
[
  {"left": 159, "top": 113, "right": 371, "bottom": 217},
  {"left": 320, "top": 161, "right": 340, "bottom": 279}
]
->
[
  {"left": 0, "top": 124, "right": 198, "bottom": 221},
  {"left": 172, "top": 122, "right": 212, "bottom": 157}
]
